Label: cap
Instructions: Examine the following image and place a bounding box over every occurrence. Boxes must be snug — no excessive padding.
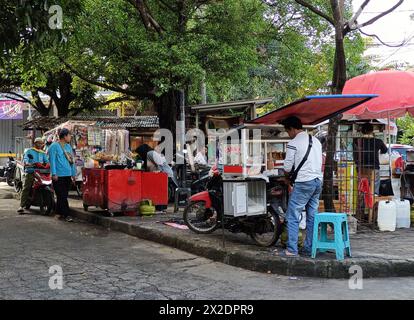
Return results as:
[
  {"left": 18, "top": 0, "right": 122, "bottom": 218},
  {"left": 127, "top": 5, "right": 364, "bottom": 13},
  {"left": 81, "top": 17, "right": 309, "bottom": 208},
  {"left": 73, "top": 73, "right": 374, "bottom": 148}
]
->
[{"left": 34, "top": 137, "right": 44, "bottom": 144}]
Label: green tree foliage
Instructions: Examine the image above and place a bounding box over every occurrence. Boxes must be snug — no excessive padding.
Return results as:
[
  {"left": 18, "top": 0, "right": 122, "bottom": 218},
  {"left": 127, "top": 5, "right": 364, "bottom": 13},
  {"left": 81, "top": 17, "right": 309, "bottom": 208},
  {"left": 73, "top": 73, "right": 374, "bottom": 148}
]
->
[
  {"left": 397, "top": 115, "right": 414, "bottom": 146},
  {"left": 0, "top": 0, "right": 101, "bottom": 116},
  {"left": 212, "top": 0, "right": 370, "bottom": 108},
  {"left": 65, "top": 1, "right": 266, "bottom": 97},
  {"left": 1, "top": 0, "right": 82, "bottom": 52},
  {"left": 1, "top": 0, "right": 371, "bottom": 121},
  {"left": 0, "top": 45, "right": 102, "bottom": 116}
]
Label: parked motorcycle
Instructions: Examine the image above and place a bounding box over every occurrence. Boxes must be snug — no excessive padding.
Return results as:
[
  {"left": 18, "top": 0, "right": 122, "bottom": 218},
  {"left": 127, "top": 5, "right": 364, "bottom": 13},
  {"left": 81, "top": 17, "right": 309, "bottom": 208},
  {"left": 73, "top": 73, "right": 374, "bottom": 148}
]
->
[
  {"left": 183, "top": 167, "right": 284, "bottom": 247},
  {"left": 170, "top": 163, "right": 211, "bottom": 203},
  {"left": 24, "top": 155, "right": 55, "bottom": 215},
  {"left": 4, "top": 151, "right": 16, "bottom": 187}
]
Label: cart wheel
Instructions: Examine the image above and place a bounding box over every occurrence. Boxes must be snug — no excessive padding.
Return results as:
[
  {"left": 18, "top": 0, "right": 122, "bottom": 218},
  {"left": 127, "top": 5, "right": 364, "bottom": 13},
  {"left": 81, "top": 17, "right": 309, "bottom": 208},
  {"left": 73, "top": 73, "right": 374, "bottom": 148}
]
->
[
  {"left": 250, "top": 210, "right": 282, "bottom": 247},
  {"left": 183, "top": 201, "right": 219, "bottom": 234},
  {"left": 83, "top": 204, "right": 89, "bottom": 212}
]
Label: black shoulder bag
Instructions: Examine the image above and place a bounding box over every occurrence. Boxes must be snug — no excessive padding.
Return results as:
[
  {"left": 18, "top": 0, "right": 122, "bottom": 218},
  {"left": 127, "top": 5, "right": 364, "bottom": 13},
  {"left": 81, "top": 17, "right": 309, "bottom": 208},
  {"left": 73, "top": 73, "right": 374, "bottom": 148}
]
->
[{"left": 288, "top": 134, "right": 313, "bottom": 185}]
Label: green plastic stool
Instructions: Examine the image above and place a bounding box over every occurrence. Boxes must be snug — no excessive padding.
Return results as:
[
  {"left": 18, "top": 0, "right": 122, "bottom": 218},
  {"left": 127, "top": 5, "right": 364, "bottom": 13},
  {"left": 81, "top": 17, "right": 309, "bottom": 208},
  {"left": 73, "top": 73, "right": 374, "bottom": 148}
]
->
[{"left": 311, "top": 212, "right": 352, "bottom": 261}]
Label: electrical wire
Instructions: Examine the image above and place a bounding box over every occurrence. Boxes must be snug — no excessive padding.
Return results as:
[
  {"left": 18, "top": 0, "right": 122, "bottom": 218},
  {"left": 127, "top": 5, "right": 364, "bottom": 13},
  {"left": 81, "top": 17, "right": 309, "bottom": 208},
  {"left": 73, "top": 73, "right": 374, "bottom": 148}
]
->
[{"left": 372, "top": 31, "right": 414, "bottom": 67}]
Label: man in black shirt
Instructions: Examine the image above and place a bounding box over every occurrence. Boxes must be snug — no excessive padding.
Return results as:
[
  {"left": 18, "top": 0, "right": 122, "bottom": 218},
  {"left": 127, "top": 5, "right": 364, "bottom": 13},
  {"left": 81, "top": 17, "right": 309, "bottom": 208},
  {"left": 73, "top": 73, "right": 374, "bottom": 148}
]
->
[{"left": 353, "top": 123, "right": 388, "bottom": 195}]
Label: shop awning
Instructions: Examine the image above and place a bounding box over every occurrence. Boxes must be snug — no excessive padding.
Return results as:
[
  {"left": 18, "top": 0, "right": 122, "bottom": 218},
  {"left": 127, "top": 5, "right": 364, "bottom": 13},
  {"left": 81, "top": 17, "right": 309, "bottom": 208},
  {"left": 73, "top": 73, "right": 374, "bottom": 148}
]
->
[{"left": 249, "top": 94, "right": 378, "bottom": 125}]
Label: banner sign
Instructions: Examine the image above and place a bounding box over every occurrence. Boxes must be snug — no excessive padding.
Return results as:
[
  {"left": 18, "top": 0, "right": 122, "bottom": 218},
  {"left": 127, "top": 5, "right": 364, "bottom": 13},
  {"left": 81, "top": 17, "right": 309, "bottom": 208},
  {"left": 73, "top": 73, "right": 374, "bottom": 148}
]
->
[{"left": 0, "top": 100, "right": 23, "bottom": 120}]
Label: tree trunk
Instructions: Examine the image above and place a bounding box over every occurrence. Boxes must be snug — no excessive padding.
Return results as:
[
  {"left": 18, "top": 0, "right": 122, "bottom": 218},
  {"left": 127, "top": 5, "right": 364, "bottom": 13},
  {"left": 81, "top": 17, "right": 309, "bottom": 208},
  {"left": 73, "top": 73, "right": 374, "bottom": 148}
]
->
[
  {"left": 55, "top": 99, "right": 71, "bottom": 116},
  {"left": 323, "top": 0, "right": 347, "bottom": 212},
  {"left": 154, "top": 89, "right": 179, "bottom": 136},
  {"left": 57, "top": 72, "right": 75, "bottom": 116},
  {"left": 31, "top": 90, "right": 50, "bottom": 116}
]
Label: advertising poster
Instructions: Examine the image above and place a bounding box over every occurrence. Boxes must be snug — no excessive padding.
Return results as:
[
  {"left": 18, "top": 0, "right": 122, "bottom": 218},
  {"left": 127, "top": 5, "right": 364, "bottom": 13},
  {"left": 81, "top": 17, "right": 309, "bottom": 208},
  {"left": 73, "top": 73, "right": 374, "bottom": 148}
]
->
[{"left": 0, "top": 100, "right": 23, "bottom": 120}]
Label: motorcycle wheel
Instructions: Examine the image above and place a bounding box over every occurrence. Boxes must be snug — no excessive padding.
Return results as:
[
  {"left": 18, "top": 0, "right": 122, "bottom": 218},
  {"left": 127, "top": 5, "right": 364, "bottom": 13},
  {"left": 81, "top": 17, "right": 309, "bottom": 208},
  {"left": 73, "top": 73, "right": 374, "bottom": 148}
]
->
[
  {"left": 6, "top": 177, "right": 14, "bottom": 187},
  {"left": 183, "top": 201, "right": 219, "bottom": 234},
  {"left": 42, "top": 190, "right": 55, "bottom": 216},
  {"left": 250, "top": 210, "right": 283, "bottom": 247}
]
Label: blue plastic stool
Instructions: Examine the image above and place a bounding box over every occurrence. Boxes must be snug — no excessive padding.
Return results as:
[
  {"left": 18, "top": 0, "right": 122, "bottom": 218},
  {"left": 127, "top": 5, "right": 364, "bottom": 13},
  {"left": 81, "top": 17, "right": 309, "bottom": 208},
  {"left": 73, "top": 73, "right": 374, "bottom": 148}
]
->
[{"left": 311, "top": 212, "right": 352, "bottom": 261}]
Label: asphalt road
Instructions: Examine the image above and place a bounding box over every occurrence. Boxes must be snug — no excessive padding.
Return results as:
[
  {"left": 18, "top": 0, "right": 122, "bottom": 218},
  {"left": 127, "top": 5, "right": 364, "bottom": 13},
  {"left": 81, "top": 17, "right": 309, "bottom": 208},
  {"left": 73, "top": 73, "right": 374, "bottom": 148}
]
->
[{"left": 1, "top": 182, "right": 414, "bottom": 300}]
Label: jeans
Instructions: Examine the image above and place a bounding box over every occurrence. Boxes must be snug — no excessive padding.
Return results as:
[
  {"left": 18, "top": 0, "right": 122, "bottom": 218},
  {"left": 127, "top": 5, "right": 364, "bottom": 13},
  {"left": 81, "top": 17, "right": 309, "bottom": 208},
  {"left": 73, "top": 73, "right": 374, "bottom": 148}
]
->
[
  {"left": 53, "top": 177, "right": 72, "bottom": 217},
  {"left": 374, "top": 170, "right": 380, "bottom": 195},
  {"left": 286, "top": 178, "right": 322, "bottom": 254}
]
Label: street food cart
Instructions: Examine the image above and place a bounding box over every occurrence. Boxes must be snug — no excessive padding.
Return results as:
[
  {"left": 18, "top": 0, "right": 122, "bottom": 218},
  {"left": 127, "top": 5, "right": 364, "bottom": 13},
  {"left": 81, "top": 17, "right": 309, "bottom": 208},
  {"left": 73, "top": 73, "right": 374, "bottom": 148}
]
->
[
  {"left": 216, "top": 94, "right": 378, "bottom": 220},
  {"left": 39, "top": 117, "right": 168, "bottom": 215},
  {"left": 82, "top": 168, "right": 168, "bottom": 215}
]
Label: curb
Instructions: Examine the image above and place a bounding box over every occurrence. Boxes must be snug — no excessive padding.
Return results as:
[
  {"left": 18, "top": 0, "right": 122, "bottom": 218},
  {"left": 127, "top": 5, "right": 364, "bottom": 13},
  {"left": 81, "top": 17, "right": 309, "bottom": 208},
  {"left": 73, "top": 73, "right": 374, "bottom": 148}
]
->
[
  {"left": 71, "top": 208, "right": 414, "bottom": 279},
  {"left": 0, "top": 192, "right": 15, "bottom": 199}
]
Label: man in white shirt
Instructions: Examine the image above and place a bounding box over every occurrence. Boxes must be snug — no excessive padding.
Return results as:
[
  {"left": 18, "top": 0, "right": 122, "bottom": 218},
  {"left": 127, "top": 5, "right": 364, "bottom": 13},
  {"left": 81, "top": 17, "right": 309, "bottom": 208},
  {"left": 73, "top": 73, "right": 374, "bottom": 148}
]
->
[
  {"left": 277, "top": 116, "right": 323, "bottom": 257},
  {"left": 194, "top": 147, "right": 208, "bottom": 166}
]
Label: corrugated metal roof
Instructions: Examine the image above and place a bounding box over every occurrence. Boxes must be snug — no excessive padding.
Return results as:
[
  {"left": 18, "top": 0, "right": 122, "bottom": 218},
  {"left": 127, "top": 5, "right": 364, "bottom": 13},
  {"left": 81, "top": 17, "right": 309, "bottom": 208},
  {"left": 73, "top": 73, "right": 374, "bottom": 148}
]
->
[
  {"left": 22, "top": 115, "right": 159, "bottom": 130},
  {"left": 190, "top": 98, "right": 273, "bottom": 112}
]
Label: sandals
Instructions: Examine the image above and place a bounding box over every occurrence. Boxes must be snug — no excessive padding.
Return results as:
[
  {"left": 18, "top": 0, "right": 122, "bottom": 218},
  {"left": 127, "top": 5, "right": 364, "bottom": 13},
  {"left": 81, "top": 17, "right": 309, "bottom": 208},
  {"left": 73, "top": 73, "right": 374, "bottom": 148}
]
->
[{"left": 273, "top": 249, "right": 299, "bottom": 258}]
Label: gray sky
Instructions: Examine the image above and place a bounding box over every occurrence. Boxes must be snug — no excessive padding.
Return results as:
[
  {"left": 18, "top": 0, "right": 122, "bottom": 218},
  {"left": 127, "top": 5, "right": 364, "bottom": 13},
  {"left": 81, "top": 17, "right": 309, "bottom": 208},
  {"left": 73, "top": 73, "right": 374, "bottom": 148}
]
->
[{"left": 352, "top": 0, "right": 414, "bottom": 68}]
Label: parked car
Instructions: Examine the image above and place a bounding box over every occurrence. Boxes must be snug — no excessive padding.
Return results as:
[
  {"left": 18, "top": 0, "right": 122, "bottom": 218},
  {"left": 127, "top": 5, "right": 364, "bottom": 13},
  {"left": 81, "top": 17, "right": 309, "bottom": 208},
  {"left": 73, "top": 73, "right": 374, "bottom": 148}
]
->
[{"left": 389, "top": 144, "right": 414, "bottom": 161}]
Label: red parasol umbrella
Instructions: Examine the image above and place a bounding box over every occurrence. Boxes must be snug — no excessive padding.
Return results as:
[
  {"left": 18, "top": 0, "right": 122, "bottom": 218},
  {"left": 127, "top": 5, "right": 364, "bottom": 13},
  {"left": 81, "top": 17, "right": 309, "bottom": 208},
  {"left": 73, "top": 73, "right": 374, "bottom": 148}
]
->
[{"left": 343, "top": 70, "right": 414, "bottom": 120}]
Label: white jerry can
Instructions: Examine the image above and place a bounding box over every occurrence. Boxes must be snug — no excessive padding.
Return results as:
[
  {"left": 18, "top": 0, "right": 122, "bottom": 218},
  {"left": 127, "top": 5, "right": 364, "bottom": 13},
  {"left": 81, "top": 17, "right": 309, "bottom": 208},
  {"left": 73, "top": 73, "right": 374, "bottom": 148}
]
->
[
  {"left": 394, "top": 199, "right": 411, "bottom": 229},
  {"left": 377, "top": 200, "right": 397, "bottom": 232}
]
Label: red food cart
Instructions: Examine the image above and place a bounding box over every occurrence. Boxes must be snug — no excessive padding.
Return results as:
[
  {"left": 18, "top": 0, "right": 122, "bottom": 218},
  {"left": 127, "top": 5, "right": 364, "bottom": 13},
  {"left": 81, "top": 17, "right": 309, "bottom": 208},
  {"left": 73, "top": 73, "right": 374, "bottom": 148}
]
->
[{"left": 82, "top": 168, "right": 168, "bottom": 215}]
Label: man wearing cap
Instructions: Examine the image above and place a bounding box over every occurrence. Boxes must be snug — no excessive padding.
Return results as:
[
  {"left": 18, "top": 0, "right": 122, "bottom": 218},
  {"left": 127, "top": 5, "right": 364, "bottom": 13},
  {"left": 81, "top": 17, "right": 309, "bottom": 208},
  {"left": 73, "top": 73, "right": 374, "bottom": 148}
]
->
[
  {"left": 17, "top": 138, "right": 49, "bottom": 214},
  {"left": 48, "top": 128, "right": 76, "bottom": 222}
]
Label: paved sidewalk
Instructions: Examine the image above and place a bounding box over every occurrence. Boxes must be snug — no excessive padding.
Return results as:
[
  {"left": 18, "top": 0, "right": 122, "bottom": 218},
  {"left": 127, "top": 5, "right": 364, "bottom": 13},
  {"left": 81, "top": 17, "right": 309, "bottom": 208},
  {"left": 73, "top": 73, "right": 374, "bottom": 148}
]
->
[
  {"left": 2, "top": 182, "right": 414, "bottom": 279},
  {"left": 68, "top": 199, "right": 414, "bottom": 279}
]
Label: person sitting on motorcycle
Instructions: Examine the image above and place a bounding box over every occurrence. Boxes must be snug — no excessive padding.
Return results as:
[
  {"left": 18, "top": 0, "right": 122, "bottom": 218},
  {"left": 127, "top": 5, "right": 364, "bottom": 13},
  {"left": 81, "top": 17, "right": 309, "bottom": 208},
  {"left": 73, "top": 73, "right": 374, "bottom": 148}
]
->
[
  {"left": 136, "top": 144, "right": 175, "bottom": 178},
  {"left": 17, "top": 138, "right": 49, "bottom": 214},
  {"left": 194, "top": 147, "right": 208, "bottom": 166}
]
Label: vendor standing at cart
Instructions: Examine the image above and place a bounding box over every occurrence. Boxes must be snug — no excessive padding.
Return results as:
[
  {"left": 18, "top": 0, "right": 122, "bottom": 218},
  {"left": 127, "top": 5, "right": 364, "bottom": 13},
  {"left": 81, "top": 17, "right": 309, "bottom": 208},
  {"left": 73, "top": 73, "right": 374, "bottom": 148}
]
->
[
  {"left": 17, "top": 138, "right": 49, "bottom": 214},
  {"left": 353, "top": 123, "right": 388, "bottom": 195},
  {"left": 276, "top": 116, "right": 323, "bottom": 258},
  {"left": 48, "top": 128, "right": 76, "bottom": 222}
]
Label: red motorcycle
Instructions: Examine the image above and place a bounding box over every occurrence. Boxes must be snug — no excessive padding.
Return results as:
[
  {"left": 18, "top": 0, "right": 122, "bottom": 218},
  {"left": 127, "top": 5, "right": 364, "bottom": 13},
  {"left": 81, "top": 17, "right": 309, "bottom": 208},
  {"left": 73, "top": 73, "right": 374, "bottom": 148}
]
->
[
  {"left": 24, "top": 160, "right": 55, "bottom": 215},
  {"left": 183, "top": 167, "right": 284, "bottom": 247}
]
